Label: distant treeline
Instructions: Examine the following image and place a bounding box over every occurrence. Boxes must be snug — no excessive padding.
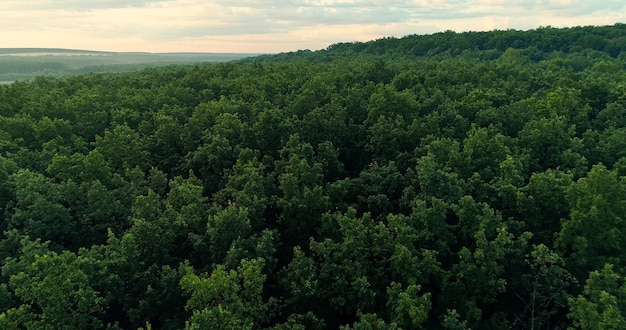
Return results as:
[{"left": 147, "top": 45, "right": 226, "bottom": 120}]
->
[
  {"left": 274, "top": 23, "right": 626, "bottom": 59},
  {"left": 0, "top": 50, "right": 260, "bottom": 82}
]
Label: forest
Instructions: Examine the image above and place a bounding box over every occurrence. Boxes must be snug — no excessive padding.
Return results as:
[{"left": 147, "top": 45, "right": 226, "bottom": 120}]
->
[
  {"left": 0, "top": 23, "right": 626, "bottom": 329},
  {"left": 0, "top": 48, "right": 256, "bottom": 83}
]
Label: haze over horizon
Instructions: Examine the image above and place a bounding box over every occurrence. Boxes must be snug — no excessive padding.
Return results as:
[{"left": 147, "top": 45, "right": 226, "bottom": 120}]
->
[{"left": 2, "top": 1, "right": 625, "bottom": 54}]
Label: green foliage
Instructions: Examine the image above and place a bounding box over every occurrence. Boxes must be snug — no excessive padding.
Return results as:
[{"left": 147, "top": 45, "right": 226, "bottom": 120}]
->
[
  {"left": 340, "top": 313, "right": 400, "bottom": 330},
  {"left": 1, "top": 236, "right": 107, "bottom": 329},
  {"left": 0, "top": 23, "right": 624, "bottom": 328},
  {"left": 557, "top": 164, "right": 626, "bottom": 277},
  {"left": 516, "top": 244, "right": 576, "bottom": 329},
  {"left": 386, "top": 282, "right": 431, "bottom": 328},
  {"left": 568, "top": 264, "right": 626, "bottom": 329},
  {"left": 180, "top": 258, "right": 269, "bottom": 329}
]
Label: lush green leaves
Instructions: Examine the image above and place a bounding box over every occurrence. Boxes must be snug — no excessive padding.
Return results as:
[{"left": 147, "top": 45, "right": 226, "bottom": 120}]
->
[{"left": 0, "top": 24, "right": 625, "bottom": 328}]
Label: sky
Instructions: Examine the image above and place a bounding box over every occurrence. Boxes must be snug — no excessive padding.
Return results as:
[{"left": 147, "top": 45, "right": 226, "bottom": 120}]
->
[{"left": 1, "top": 0, "right": 625, "bottom": 53}]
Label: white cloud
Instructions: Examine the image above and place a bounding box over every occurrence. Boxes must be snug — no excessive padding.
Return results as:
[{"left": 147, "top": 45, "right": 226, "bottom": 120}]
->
[
  {"left": 0, "top": 0, "right": 624, "bottom": 52},
  {"left": 1, "top": 0, "right": 168, "bottom": 10}
]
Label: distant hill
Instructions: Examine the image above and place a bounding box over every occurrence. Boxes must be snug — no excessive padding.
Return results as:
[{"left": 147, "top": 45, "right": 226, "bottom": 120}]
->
[
  {"left": 249, "top": 23, "right": 626, "bottom": 64},
  {"left": 0, "top": 48, "right": 263, "bottom": 82},
  {"left": 0, "top": 48, "right": 114, "bottom": 55}
]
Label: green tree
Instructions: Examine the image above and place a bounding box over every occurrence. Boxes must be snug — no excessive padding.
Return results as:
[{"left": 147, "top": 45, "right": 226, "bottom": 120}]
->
[
  {"left": 568, "top": 264, "right": 626, "bottom": 329},
  {"left": 386, "top": 282, "right": 431, "bottom": 329},
  {"left": 518, "top": 169, "right": 573, "bottom": 245},
  {"left": 557, "top": 164, "right": 626, "bottom": 278},
  {"left": 443, "top": 197, "right": 532, "bottom": 327},
  {"left": 1, "top": 237, "right": 107, "bottom": 329},
  {"left": 275, "top": 135, "right": 329, "bottom": 246},
  {"left": 9, "top": 169, "right": 73, "bottom": 248},
  {"left": 340, "top": 313, "right": 399, "bottom": 330},
  {"left": 206, "top": 203, "right": 252, "bottom": 264},
  {"left": 461, "top": 125, "right": 511, "bottom": 182},
  {"left": 518, "top": 116, "right": 574, "bottom": 171},
  {"left": 516, "top": 244, "right": 575, "bottom": 329},
  {"left": 180, "top": 258, "right": 269, "bottom": 329},
  {"left": 213, "top": 148, "right": 270, "bottom": 229},
  {"left": 93, "top": 125, "right": 149, "bottom": 171}
]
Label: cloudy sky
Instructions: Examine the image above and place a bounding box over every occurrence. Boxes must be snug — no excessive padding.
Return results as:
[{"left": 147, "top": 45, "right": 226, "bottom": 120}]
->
[{"left": 1, "top": 0, "right": 625, "bottom": 53}]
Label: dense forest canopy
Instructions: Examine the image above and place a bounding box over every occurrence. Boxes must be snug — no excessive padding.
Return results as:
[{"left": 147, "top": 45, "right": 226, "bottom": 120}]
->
[{"left": 1, "top": 24, "right": 626, "bottom": 329}]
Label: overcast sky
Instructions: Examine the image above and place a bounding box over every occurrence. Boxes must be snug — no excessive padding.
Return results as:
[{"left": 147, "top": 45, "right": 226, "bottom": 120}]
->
[{"left": 1, "top": 0, "right": 625, "bottom": 53}]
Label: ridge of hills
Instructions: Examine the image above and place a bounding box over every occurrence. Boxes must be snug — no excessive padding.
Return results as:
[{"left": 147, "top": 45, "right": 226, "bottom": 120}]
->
[
  {"left": 0, "top": 48, "right": 115, "bottom": 55},
  {"left": 0, "top": 48, "right": 262, "bottom": 83},
  {"left": 0, "top": 47, "right": 258, "bottom": 56},
  {"left": 267, "top": 23, "right": 626, "bottom": 60}
]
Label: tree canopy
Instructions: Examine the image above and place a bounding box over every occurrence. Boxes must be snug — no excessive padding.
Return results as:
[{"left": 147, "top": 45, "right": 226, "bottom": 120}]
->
[{"left": 1, "top": 23, "right": 626, "bottom": 329}]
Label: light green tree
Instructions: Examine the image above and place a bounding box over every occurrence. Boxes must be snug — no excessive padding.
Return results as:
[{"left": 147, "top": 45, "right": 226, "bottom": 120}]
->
[
  {"left": 568, "top": 264, "right": 626, "bottom": 329},
  {"left": 180, "top": 258, "right": 268, "bottom": 329}
]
